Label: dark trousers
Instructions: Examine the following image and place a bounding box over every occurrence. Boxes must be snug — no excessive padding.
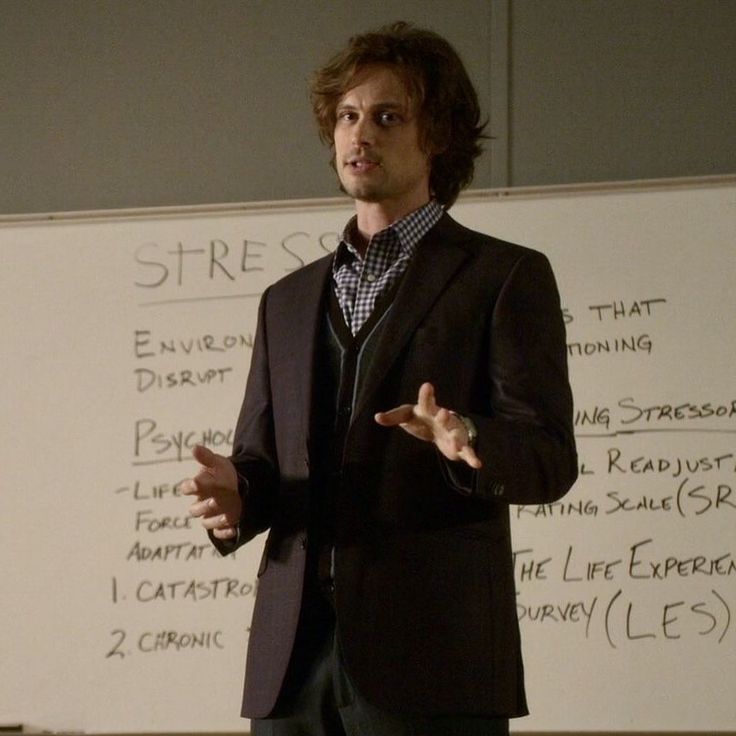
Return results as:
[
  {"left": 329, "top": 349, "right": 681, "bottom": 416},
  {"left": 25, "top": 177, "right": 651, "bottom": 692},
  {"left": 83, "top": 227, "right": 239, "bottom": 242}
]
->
[{"left": 251, "top": 623, "right": 509, "bottom": 736}]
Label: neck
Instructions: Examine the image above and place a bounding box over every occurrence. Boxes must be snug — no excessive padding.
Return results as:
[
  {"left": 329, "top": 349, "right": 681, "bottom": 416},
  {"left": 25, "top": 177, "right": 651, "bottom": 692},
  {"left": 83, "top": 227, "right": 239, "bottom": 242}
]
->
[{"left": 352, "top": 196, "right": 431, "bottom": 255}]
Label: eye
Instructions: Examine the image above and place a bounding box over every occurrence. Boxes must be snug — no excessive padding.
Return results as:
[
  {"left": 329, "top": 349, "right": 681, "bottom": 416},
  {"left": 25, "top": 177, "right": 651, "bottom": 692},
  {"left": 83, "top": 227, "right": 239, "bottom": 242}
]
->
[
  {"left": 337, "top": 109, "right": 357, "bottom": 123},
  {"left": 378, "top": 111, "right": 402, "bottom": 126}
]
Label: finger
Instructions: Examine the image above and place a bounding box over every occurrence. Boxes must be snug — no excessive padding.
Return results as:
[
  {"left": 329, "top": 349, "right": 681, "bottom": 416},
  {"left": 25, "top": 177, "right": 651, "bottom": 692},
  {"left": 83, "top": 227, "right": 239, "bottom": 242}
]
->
[
  {"left": 415, "top": 382, "right": 437, "bottom": 417},
  {"left": 180, "top": 473, "right": 217, "bottom": 498},
  {"left": 435, "top": 407, "right": 454, "bottom": 430},
  {"left": 459, "top": 445, "right": 483, "bottom": 470},
  {"left": 212, "top": 526, "right": 237, "bottom": 540},
  {"left": 397, "top": 422, "right": 435, "bottom": 442},
  {"left": 178, "top": 478, "right": 200, "bottom": 496},
  {"left": 188, "top": 497, "right": 217, "bottom": 518},
  {"left": 374, "top": 404, "right": 415, "bottom": 426},
  {"left": 192, "top": 443, "right": 218, "bottom": 471},
  {"left": 200, "top": 513, "right": 233, "bottom": 531}
]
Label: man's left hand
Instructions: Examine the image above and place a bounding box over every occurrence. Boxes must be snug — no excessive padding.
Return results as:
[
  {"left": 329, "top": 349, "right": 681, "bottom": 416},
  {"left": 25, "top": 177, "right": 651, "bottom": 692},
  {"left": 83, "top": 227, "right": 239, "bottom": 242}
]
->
[{"left": 374, "top": 382, "right": 481, "bottom": 469}]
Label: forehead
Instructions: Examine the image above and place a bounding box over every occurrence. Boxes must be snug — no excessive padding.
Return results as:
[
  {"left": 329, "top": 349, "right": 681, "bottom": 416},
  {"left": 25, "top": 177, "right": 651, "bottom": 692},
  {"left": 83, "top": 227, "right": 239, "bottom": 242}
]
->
[{"left": 339, "top": 64, "right": 414, "bottom": 107}]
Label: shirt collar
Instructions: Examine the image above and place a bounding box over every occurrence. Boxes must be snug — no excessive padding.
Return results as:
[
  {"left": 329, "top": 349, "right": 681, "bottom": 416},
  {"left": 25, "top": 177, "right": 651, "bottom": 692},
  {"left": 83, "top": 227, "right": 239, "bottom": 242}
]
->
[{"left": 335, "top": 199, "right": 444, "bottom": 267}]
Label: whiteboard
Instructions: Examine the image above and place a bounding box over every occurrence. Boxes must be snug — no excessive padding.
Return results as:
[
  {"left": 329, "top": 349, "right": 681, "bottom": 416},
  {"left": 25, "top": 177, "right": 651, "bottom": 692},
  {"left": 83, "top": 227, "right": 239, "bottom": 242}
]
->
[{"left": 1, "top": 177, "right": 734, "bottom": 733}]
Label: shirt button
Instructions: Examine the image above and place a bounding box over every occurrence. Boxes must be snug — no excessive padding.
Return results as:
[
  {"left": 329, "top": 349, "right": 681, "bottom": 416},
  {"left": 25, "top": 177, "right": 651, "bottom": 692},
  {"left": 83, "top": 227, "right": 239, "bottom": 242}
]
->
[{"left": 365, "top": 273, "right": 376, "bottom": 283}]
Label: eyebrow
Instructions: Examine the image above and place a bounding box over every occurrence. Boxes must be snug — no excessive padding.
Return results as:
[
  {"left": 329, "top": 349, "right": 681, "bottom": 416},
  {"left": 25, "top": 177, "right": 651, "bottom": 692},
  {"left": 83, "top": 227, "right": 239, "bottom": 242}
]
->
[
  {"left": 336, "top": 100, "right": 407, "bottom": 111},
  {"left": 376, "top": 101, "right": 404, "bottom": 108}
]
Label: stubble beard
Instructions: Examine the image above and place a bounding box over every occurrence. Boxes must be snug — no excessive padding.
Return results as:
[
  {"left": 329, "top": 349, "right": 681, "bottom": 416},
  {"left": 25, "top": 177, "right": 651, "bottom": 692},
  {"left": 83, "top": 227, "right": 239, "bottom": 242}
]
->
[
  {"left": 338, "top": 170, "right": 387, "bottom": 203},
  {"left": 342, "top": 180, "right": 386, "bottom": 203}
]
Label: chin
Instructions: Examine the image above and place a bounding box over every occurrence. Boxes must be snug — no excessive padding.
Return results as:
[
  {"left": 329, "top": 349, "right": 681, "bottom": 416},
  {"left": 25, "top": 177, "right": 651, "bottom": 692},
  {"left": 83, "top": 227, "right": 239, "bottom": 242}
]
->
[{"left": 341, "top": 182, "right": 382, "bottom": 203}]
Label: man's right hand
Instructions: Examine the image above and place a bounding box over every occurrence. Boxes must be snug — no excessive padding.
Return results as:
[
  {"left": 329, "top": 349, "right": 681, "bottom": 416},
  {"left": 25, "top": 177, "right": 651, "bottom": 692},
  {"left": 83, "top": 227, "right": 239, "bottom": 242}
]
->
[{"left": 181, "top": 444, "right": 241, "bottom": 540}]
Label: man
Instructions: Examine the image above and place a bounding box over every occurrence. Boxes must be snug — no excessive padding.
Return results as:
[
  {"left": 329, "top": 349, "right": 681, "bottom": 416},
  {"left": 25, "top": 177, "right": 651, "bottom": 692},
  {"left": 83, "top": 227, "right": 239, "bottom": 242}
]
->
[{"left": 182, "top": 22, "right": 577, "bottom": 736}]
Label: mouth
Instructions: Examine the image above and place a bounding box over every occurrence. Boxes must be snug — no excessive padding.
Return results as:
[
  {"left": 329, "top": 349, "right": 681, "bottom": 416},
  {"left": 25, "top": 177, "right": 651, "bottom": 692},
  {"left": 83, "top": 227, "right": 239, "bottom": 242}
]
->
[{"left": 346, "top": 156, "right": 380, "bottom": 172}]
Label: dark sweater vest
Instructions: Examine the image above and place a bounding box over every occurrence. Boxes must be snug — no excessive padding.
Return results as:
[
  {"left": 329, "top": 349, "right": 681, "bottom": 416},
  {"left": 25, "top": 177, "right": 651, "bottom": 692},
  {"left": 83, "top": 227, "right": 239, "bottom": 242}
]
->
[
  {"left": 308, "top": 280, "right": 400, "bottom": 586},
  {"left": 275, "top": 280, "right": 400, "bottom": 702}
]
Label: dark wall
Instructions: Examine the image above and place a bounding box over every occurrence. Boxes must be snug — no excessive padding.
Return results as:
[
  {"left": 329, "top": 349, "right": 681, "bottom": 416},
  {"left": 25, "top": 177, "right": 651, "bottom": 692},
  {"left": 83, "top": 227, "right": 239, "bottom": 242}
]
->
[
  {"left": 1, "top": 0, "right": 734, "bottom": 214},
  {"left": 508, "top": 0, "right": 736, "bottom": 186}
]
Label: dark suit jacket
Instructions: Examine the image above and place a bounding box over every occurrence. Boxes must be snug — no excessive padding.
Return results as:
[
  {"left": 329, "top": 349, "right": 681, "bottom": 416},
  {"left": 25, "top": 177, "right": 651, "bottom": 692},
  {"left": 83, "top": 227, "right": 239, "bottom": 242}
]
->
[{"left": 224, "top": 213, "right": 577, "bottom": 719}]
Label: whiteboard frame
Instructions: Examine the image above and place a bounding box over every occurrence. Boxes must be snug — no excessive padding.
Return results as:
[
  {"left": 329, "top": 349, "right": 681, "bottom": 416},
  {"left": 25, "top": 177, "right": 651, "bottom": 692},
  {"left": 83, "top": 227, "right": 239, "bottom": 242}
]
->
[{"left": 1, "top": 173, "right": 734, "bottom": 225}]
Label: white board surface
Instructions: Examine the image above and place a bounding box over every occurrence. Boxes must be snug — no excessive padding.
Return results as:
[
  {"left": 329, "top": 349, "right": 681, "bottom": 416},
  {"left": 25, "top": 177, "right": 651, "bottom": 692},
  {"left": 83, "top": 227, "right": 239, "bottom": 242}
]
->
[{"left": 1, "top": 178, "right": 734, "bottom": 733}]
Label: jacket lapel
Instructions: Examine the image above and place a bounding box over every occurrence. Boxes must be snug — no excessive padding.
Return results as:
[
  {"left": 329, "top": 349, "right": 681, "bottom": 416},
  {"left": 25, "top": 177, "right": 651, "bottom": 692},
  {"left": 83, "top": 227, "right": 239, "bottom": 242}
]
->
[
  {"left": 352, "top": 215, "right": 473, "bottom": 418},
  {"left": 271, "top": 255, "right": 333, "bottom": 450}
]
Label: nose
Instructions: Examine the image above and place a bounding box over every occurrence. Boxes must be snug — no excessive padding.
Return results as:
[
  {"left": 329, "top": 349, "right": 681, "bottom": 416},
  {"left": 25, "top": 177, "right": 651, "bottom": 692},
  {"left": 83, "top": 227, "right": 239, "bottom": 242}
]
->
[{"left": 352, "top": 115, "right": 375, "bottom": 147}]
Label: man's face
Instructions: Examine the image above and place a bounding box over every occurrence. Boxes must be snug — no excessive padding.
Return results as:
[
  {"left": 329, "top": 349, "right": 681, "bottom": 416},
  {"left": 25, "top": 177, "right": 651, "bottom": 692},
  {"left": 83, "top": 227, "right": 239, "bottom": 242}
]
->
[{"left": 333, "top": 64, "right": 432, "bottom": 215}]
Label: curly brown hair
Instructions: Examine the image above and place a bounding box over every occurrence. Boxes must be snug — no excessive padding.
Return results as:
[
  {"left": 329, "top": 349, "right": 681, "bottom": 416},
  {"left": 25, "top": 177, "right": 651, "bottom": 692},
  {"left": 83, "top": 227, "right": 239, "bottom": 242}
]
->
[{"left": 310, "top": 22, "right": 486, "bottom": 208}]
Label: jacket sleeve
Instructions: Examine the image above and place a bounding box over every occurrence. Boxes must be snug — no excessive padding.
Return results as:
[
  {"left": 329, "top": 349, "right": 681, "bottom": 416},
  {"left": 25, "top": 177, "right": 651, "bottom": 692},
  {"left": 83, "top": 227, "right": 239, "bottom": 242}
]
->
[
  {"left": 212, "top": 288, "right": 280, "bottom": 556},
  {"left": 460, "top": 249, "right": 577, "bottom": 505}
]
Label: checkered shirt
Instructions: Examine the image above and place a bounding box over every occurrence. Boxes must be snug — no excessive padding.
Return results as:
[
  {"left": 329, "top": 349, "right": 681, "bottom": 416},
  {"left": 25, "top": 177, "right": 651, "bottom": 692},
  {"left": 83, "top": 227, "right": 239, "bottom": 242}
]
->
[{"left": 332, "top": 200, "right": 444, "bottom": 335}]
